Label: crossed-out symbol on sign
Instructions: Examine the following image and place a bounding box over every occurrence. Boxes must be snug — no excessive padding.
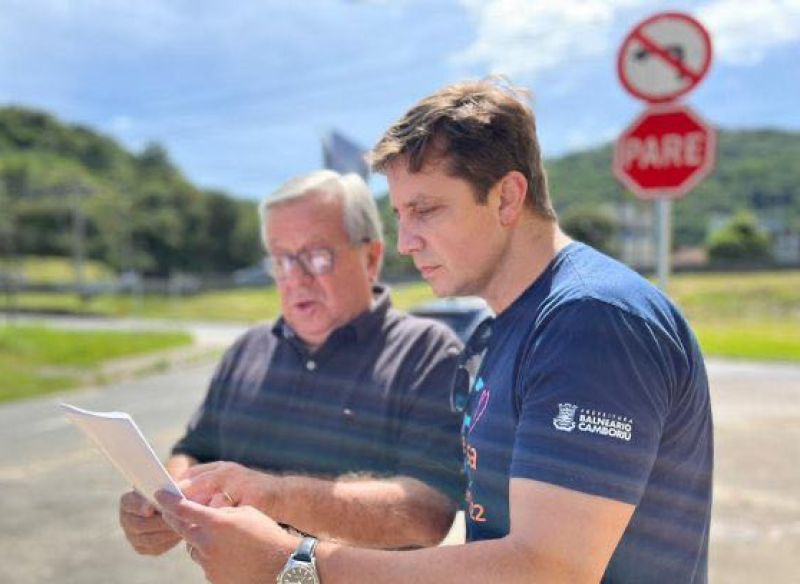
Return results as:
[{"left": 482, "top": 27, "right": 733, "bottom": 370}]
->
[{"left": 618, "top": 11, "right": 712, "bottom": 103}]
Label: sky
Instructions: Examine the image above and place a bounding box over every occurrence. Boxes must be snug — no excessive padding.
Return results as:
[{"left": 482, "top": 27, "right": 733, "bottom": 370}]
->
[{"left": 1, "top": 0, "right": 798, "bottom": 199}]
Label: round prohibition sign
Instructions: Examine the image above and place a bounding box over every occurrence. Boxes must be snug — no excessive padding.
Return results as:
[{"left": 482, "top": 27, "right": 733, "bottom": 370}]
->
[{"left": 617, "top": 11, "right": 712, "bottom": 103}]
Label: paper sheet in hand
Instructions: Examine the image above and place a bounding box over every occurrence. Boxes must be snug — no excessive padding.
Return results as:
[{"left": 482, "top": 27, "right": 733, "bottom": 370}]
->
[{"left": 60, "top": 403, "right": 183, "bottom": 507}]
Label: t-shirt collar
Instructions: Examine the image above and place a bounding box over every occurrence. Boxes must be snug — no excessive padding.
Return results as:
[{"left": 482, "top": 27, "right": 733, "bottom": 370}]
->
[{"left": 495, "top": 242, "right": 580, "bottom": 327}]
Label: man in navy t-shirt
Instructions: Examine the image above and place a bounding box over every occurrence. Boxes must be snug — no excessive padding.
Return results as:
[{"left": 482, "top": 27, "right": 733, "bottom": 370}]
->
[
  {"left": 462, "top": 242, "right": 712, "bottom": 581},
  {"left": 155, "top": 79, "right": 713, "bottom": 584}
]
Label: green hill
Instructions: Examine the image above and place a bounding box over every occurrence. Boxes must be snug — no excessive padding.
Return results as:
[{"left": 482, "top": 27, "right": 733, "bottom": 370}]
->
[
  {"left": 0, "top": 107, "right": 261, "bottom": 277},
  {"left": 546, "top": 129, "right": 800, "bottom": 247},
  {"left": 376, "top": 127, "right": 800, "bottom": 273},
  {"left": 2, "top": 104, "right": 798, "bottom": 280}
]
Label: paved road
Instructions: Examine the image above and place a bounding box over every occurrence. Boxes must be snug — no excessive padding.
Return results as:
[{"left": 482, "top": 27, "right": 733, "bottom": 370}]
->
[
  {"left": 704, "top": 360, "right": 800, "bottom": 583},
  {"left": 0, "top": 363, "right": 214, "bottom": 584},
  {"left": 0, "top": 319, "right": 797, "bottom": 582}
]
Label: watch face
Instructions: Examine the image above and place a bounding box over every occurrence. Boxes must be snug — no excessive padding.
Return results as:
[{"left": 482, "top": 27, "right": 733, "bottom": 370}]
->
[{"left": 280, "top": 564, "right": 318, "bottom": 584}]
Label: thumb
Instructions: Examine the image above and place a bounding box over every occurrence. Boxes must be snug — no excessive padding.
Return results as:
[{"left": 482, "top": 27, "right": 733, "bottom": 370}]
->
[
  {"left": 155, "top": 489, "right": 218, "bottom": 528},
  {"left": 179, "top": 475, "right": 218, "bottom": 506}
]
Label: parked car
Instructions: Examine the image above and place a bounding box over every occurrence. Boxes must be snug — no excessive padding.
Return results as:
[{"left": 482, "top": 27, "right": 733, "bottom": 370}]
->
[{"left": 409, "top": 296, "right": 494, "bottom": 343}]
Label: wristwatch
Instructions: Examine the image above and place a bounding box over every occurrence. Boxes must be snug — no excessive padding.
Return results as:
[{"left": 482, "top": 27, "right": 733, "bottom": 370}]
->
[{"left": 277, "top": 536, "right": 320, "bottom": 584}]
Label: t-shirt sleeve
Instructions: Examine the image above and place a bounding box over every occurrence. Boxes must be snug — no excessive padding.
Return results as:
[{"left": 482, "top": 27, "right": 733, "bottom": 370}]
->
[
  {"left": 511, "top": 299, "right": 679, "bottom": 505},
  {"left": 171, "top": 348, "right": 236, "bottom": 462},
  {"left": 394, "top": 326, "right": 466, "bottom": 503}
]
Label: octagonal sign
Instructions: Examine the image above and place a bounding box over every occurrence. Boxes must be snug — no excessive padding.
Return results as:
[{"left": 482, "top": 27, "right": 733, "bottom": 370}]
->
[{"left": 613, "top": 103, "right": 716, "bottom": 200}]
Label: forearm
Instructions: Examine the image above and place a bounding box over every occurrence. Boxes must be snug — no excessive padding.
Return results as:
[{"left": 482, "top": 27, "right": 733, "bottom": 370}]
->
[
  {"left": 316, "top": 535, "right": 561, "bottom": 584},
  {"left": 272, "top": 474, "right": 456, "bottom": 548}
]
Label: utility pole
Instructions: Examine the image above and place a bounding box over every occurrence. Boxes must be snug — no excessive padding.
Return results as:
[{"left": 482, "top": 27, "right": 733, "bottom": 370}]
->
[
  {"left": 1, "top": 193, "right": 18, "bottom": 322},
  {"left": 71, "top": 183, "right": 91, "bottom": 302}
]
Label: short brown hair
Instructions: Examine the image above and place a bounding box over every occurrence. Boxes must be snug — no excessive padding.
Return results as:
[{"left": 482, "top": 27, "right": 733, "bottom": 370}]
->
[{"left": 370, "top": 78, "right": 556, "bottom": 220}]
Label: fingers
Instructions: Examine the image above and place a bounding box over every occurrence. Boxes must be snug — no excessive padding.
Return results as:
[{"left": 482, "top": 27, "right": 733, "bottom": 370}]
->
[
  {"left": 157, "top": 490, "right": 236, "bottom": 555},
  {"left": 181, "top": 461, "right": 226, "bottom": 479},
  {"left": 156, "top": 489, "right": 219, "bottom": 532},
  {"left": 208, "top": 490, "right": 236, "bottom": 508},
  {"left": 180, "top": 464, "right": 244, "bottom": 510},
  {"left": 120, "top": 509, "right": 171, "bottom": 536},
  {"left": 186, "top": 541, "right": 203, "bottom": 563},
  {"left": 178, "top": 474, "right": 218, "bottom": 506},
  {"left": 128, "top": 530, "right": 182, "bottom": 556},
  {"left": 179, "top": 463, "right": 234, "bottom": 506},
  {"left": 119, "top": 492, "right": 182, "bottom": 556},
  {"left": 120, "top": 490, "right": 156, "bottom": 517},
  {"left": 158, "top": 506, "right": 195, "bottom": 543}
]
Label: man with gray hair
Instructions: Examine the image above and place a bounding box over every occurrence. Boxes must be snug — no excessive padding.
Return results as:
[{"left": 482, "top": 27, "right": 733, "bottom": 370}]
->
[{"left": 118, "top": 170, "right": 464, "bottom": 553}]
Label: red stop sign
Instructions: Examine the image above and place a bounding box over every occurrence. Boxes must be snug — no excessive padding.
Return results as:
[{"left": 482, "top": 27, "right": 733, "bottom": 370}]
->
[{"left": 613, "top": 103, "right": 716, "bottom": 199}]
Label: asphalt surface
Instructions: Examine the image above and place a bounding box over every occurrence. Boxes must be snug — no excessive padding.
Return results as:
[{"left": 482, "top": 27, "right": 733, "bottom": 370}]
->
[{"left": 0, "top": 318, "right": 797, "bottom": 583}]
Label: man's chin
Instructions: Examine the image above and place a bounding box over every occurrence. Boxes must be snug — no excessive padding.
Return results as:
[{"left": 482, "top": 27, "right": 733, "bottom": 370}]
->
[
  {"left": 426, "top": 274, "right": 464, "bottom": 298},
  {"left": 426, "top": 273, "right": 483, "bottom": 299},
  {"left": 286, "top": 322, "right": 333, "bottom": 348}
]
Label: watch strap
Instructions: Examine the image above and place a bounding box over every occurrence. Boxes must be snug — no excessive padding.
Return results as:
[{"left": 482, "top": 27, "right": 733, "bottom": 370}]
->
[{"left": 293, "top": 537, "right": 318, "bottom": 563}]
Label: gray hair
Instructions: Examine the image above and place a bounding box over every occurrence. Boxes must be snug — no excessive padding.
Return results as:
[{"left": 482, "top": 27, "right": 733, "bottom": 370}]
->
[{"left": 259, "top": 170, "right": 384, "bottom": 249}]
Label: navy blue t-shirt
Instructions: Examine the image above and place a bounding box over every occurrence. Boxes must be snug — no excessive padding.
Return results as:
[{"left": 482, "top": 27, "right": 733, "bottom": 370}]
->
[{"left": 463, "top": 243, "right": 712, "bottom": 583}]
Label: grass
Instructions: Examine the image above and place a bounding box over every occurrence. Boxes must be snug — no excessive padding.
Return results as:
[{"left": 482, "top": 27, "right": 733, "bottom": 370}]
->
[
  {"left": 2, "top": 271, "right": 798, "bottom": 362},
  {"left": 667, "top": 271, "right": 800, "bottom": 361},
  {"left": 2, "top": 255, "right": 116, "bottom": 284},
  {"left": 0, "top": 325, "right": 193, "bottom": 402},
  {"left": 668, "top": 271, "right": 800, "bottom": 321},
  {"left": 0, "top": 287, "right": 282, "bottom": 322},
  {"left": 691, "top": 322, "right": 800, "bottom": 362}
]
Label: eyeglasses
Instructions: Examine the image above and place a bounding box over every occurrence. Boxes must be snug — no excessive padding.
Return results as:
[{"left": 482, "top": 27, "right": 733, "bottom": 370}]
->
[
  {"left": 450, "top": 316, "right": 494, "bottom": 413},
  {"left": 265, "top": 240, "right": 369, "bottom": 280},
  {"left": 266, "top": 247, "right": 335, "bottom": 279}
]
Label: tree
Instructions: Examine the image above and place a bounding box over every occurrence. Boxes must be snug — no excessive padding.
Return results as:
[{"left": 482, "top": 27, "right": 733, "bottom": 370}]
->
[
  {"left": 561, "top": 205, "right": 618, "bottom": 256},
  {"left": 136, "top": 142, "right": 176, "bottom": 181},
  {"left": 706, "top": 211, "right": 772, "bottom": 265},
  {"left": 375, "top": 194, "right": 416, "bottom": 280}
]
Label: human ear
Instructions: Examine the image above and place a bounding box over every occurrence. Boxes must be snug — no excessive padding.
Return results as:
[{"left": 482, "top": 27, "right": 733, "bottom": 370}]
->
[
  {"left": 364, "top": 239, "right": 384, "bottom": 283},
  {"left": 497, "top": 171, "right": 528, "bottom": 226}
]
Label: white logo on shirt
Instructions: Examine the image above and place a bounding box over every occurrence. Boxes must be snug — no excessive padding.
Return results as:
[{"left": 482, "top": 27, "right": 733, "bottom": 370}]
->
[
  {"left": 553, "top": 404, "right": 634, "bottom": 441},
  {"left": 553, "top": 403, "right": 578, "bottom": 431}
]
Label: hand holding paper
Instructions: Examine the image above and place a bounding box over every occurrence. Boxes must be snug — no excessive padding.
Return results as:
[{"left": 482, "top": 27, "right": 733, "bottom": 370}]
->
[{"left": 60, "top": 403, "right": 183, "bottom": 508}]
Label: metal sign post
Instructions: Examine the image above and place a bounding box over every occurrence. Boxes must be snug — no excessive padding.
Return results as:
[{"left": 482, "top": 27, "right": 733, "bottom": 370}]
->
[{"left": 656, "top": 198, "right": 671, "bottom": 290}]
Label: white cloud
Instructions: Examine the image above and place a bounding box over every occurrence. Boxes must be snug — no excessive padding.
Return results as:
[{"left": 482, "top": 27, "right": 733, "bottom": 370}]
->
[
  {"left": 697, "top": 0, "right": 800, "bottom": 65},
  {"left": 453, "top": 0, "right": 644, "bottom": 79},
  {"left": 454, "top": 0, "right": 800, "bottom": 78}
]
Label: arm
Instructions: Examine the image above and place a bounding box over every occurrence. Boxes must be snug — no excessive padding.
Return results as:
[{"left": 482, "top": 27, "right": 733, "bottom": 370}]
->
[
  {"left": 181, "top": 461, "right": 456, "bottom": 548},
  {"left": 118, "top": 453, "right": 198, "bottom": 555},
  {"left": 273, "top": 472, "right": 455, "bottom": 547},
  {"left": 317, "top": 478, "right": 633, "bottom": 584},
  {"left": 177, "top": 321, "right": 463, "bottom": 549},
  {"left": 156, "top": 477, "right": 633, "bottom": 584}
]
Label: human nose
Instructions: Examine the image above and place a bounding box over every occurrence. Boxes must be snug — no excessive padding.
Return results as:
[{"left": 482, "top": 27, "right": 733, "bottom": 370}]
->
[{"left": 396, "top": 219, "right": 424, "bottom": 256}]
